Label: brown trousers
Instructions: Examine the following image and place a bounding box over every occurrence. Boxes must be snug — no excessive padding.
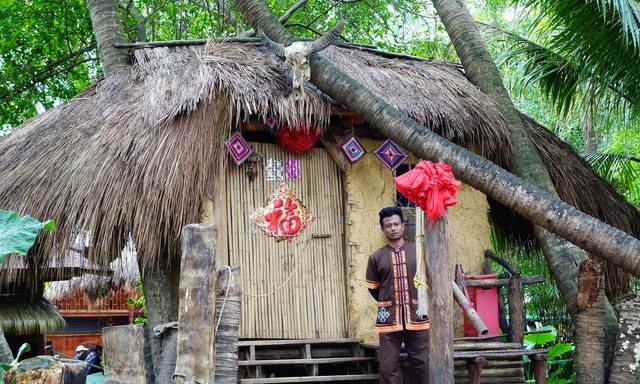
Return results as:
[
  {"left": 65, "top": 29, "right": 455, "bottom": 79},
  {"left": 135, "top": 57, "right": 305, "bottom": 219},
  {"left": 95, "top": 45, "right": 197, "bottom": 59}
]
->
[{"left": 378, "top": 330, "right": 429, "bottom": 384}]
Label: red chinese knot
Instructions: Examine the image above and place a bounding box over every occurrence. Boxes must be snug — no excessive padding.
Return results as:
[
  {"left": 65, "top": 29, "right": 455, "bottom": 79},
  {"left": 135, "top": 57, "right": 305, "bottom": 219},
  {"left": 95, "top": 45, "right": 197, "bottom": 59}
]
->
[
  {"left": 250, "top": 182, "right": 316, "bottom": 241},
  {"left": 394, "top": 160, "right": 462, "bottom": 224}
]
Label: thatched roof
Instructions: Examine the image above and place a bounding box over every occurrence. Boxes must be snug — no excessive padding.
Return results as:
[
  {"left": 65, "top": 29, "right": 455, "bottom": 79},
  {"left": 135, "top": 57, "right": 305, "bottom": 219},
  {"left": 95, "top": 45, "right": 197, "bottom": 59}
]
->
[
  {"left": 0, "top": 250, "right": 105, "bottom": 285},
  {"left": 0, "top": 296, "right": 65, "bottom": 336},
  {"left": 0, "top": 42, "right": 513, "bottom": 276}
]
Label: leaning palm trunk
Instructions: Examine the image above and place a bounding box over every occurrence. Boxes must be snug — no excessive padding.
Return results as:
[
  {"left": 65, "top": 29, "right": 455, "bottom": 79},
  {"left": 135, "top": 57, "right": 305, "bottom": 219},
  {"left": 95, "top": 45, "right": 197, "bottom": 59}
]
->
[
  {"left": 429, "top": 0, "right": 618, "bottom": 366},
  {"left": 233, "top": 0, "right": 640, "bottom": 274}
]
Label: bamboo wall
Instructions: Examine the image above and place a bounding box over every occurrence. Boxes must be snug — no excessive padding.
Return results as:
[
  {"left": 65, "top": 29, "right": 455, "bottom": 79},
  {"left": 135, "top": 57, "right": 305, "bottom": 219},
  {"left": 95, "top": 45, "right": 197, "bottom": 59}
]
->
[{"left": 225, "top": 142, "right": 347, "bottom": 339}]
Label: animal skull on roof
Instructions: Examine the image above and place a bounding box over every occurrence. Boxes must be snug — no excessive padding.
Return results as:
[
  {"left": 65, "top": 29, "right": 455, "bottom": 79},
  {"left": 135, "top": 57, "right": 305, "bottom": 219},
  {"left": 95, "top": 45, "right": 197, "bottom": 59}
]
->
[{"left": 259, "top": 13, "right": 345, "bottom": 100}]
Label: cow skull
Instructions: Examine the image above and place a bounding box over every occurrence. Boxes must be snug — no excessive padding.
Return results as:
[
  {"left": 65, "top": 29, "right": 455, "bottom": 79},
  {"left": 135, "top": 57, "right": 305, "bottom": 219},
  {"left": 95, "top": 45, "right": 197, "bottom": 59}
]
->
[{"left": 259, "top": 13, "right": 345, "bottom": 100}]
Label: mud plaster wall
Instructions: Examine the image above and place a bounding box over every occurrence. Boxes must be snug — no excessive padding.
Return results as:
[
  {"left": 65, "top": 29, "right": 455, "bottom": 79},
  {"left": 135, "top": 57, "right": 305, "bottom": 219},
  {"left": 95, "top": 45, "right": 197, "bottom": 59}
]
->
[{"left": 344, "top": 138, "right": 493, "bottom": 342}]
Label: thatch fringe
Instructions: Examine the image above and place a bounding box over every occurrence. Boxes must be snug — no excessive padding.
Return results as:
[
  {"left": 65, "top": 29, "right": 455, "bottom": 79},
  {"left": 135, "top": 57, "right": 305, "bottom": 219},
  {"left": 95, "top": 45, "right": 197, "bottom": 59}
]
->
[
  {"left": 0, "top": 297, "right": 65, "bottom": 336},
  {"left": 45, "top": 244, "right": 139, "bottom": 302}
]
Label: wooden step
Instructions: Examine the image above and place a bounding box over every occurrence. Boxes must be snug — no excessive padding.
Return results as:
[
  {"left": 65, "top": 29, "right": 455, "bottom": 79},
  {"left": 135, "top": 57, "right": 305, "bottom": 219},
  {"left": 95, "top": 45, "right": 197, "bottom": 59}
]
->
[
  {"left": 239, "top": 357, "right": 375, "bottom": 366},
  {"left": 239, "top": 374, "right": 379, "bottom": 383},
  {"left": 239, "top": 338, "right": 363, "bottom": 347}
]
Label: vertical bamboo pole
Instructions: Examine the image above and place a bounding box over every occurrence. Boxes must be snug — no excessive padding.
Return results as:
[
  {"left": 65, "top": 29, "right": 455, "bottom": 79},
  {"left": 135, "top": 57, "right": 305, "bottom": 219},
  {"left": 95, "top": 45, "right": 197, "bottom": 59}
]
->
[
  {"left": 173, "top": 224, "right": 217, "bottom": 384},
  {"left": 425, "top": 216, "right": 454, "bottom": 383},
  {"left": 415, "top": 207, "right": 428, "bottom": 319}
]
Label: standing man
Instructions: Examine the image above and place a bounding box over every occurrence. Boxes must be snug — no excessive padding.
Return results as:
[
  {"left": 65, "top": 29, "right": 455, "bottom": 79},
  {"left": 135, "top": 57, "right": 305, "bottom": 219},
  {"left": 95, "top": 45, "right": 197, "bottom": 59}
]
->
[{"left": 366, "top": 207, "right": 429, "bottom": 383}]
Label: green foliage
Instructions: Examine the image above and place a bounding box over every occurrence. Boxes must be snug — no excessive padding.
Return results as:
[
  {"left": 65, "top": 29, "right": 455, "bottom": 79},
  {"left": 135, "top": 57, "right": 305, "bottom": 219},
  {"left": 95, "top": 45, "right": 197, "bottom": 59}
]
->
[
  {"left": 0, "top": 343, "right": 31, "bottom": 383},
  {"left": 126, "top": 278, "right": 147, "bottom": 325},
  {"left": 0, "top": 0, "right": 99, "bottom": 128},
  {"left": 0, "top": 210, "right": 56, "bottom": 263},
  {"left": 490, "top": 0, "right": 640, "bottom": 122},
  {"left": 523, "top": 326, "right": 575, "bottom": 383}
]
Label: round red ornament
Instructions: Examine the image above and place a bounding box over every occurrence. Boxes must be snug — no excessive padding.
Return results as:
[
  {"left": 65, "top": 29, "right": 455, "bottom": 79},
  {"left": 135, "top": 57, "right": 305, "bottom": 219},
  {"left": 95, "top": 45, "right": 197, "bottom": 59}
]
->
[{"left": 272, "top": 125, "right": 320, "bottom": 154}]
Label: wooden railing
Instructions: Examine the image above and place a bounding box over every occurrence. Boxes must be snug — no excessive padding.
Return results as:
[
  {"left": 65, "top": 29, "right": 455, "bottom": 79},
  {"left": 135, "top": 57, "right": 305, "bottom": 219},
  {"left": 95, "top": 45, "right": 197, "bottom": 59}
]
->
[{"left": 52, "top": 287, "right": 140, "bottom": 317}]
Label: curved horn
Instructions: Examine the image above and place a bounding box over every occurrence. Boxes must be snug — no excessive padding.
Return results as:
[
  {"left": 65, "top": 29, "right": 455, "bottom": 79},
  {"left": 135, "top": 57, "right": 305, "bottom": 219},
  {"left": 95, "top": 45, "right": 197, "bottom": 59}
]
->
[
  {"left": 258, "top": 24, "right": 286, "bottom": 58},
  {"left": 310, "top": 9, "right": 345, "bottom": 53}
]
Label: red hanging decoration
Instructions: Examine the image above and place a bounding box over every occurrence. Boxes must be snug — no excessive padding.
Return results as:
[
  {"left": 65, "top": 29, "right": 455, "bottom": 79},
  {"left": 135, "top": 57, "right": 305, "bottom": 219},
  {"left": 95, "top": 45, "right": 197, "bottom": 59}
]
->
[
  {"left": 394, "top": 160, "right": 462, "bottom": 224},
  {"left": 273, "top": 124, "right": 320, "bottom": 154}
]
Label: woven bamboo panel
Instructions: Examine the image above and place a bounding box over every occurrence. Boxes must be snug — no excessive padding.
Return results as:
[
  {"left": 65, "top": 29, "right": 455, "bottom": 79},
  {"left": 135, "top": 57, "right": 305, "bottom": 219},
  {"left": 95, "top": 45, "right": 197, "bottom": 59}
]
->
[{"left": 225, "top": 142, "right": 347, "bottom": 339}]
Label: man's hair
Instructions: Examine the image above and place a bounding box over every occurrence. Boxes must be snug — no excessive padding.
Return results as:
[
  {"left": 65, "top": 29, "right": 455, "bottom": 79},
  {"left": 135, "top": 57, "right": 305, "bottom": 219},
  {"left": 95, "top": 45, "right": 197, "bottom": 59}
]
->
[{"left": 379, "top": 207, "right": 404, "bottom": 226}]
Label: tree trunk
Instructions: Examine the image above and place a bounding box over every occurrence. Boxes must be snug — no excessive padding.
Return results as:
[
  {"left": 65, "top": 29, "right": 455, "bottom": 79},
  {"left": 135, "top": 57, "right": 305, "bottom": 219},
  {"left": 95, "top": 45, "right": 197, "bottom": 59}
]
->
[
  {"left": 138, "top": 253, "right": 180, "bottom": 382},
  {"left": 609, "top": 296, "right": 640, "bottom": 384},
  {"left": 0, "top": 327, "right": 13, "bottom": 363},
  {"left": 429, "top": 0, "right": 619, "bottom": 366},
  {"left": 86, "top": 0, "right": 130, "bottom": 75},
  {"left": 575, "top": 259, "right": 606, "bottom": 383}
]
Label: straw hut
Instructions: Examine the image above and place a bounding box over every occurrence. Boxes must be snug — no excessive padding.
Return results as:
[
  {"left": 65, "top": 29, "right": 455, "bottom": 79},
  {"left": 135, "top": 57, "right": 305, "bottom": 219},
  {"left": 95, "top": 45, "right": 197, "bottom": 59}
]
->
[{"left": 0, "top": 41, "right": 638, "bottom": 343}]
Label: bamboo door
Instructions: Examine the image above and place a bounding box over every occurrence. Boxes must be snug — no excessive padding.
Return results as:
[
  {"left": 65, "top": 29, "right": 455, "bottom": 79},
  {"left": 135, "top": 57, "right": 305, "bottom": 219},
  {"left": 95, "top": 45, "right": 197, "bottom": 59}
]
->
[{"left": 225, "top": 141, "right": 347, "bottom": 339}]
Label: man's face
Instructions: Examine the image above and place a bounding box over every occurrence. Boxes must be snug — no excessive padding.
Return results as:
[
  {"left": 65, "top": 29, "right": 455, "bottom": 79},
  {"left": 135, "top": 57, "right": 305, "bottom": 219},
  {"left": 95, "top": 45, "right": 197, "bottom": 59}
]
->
[{"left": 381, "top": 214, "right": 405, "bottom": 241}]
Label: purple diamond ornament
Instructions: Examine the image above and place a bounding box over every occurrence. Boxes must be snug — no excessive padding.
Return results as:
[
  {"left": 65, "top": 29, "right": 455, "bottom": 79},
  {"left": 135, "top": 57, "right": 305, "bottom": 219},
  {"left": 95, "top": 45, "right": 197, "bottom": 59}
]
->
[
  {"left": 373, "top": 139, "right": 407, "bottom": 171},
  {"left": 225, "top": 132, "right": 253, "bottom": 165},
  {"left": 341, "top": 136, "right": 365, "bottom": 163}
]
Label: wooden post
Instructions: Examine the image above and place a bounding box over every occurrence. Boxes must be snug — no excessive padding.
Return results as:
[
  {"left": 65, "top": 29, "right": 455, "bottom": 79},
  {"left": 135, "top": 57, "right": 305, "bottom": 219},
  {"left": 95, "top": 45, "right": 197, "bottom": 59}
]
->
[
  {"left": 173, "top": 224, "right": 218, "bottom": 384},
  {"left": 483, "top": 256, "right": 509, "bottom": 334},
  {"left": 507, "top": 277, "right": 525, "bottom": 345},
  {"left": 575, "top": 259, "right": 605, "bottom": 384},
  {"left": 213, "top": 266, "right": 241, "bottom": 384},
  {"left": 103, "top": 324, "right": 154, "bottom": 384},
  {"left": 425, "top": 216, "right": 454, "bottom": 384},
  {"left": 452, "top": 281, "right": 488, "bottom": 335}
]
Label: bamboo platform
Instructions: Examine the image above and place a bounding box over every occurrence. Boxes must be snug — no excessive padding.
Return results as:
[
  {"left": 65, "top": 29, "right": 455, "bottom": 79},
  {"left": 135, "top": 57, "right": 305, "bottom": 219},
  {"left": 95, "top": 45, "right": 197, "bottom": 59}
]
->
[{"left": 237, "top": 338, "right": 377, "bottom": 383}]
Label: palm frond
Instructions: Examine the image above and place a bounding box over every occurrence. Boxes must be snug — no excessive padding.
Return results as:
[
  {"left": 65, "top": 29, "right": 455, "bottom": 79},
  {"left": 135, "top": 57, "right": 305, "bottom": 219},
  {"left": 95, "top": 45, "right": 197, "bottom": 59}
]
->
[
  {"left": 501, "top": 0, "right": 640, "bottom": 118},
  {"left": 583, "top": 152, "right": 640, "bottom": 204}
]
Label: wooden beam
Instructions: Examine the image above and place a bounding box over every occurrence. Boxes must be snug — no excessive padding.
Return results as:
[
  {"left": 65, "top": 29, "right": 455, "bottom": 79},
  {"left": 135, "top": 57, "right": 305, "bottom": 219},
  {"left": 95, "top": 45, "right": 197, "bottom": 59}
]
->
[
  {"left": 319, "top": 134, "right": 349, "bottom": 173},
  {"left": 465, "top": 275, "right": 544, "bottom": 287},
  {"left": 426, "top": 216, "right": 454, "bottom": 384},
  {"left": 173, "top": 224, "right": 218, "bottom": 384}
]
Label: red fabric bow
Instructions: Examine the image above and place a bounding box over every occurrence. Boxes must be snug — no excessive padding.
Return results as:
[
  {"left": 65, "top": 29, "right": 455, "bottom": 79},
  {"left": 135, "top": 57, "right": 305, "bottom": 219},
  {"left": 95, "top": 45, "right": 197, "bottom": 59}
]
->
[{"left": 394, "top": 160, "right": 462, "bottom": 224}]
